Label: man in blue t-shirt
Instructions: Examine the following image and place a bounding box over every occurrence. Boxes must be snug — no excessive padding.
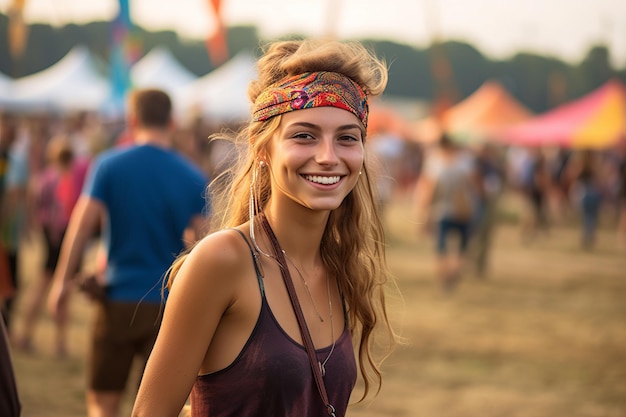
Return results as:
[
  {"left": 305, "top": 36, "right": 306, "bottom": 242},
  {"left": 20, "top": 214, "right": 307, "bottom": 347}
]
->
[{"left": 48, "top": 89, "right": 209, "bottom": 417}]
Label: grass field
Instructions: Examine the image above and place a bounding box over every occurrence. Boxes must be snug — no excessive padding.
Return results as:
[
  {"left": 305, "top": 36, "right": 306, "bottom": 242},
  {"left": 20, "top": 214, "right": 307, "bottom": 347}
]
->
[{"left": 9, "top": 194, "right": 626, "bottom": 417}]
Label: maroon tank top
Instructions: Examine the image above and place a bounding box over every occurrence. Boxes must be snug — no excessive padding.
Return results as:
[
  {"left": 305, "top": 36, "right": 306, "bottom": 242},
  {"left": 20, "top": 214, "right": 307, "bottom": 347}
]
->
[{"left": 189, "top": 231, "right": 357, "bottom": 417}]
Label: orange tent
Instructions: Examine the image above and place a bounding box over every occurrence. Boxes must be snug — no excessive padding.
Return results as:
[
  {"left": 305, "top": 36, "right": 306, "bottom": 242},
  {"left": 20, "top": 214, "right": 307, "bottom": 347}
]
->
[
  {"left": 410, "top": 80, "right": 534, "bottom": 144},
  {"left": 367, "top": 101, "right": 412, "bottom": 139},
  {"left": 499, "top": 79, "right": 626, "bottom": 149}
]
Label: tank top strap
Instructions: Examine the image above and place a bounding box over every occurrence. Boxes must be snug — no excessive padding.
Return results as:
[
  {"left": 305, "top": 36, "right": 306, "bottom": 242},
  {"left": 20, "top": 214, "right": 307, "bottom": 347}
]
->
[{"left": 229, "top": 228, "right": 265, "bottom": 297}]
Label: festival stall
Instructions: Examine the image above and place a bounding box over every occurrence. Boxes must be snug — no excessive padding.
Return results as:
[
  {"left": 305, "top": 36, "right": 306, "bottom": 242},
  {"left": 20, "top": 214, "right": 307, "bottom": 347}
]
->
[
  {"left": 174, "top": 51, "right": 257, "bottom": 122},
  {"left": 131, "top": 47, "right": 197, "bottom": 97},
  {"left": 443, "top": 80, "right": 533, "bottom": 142},
  {"left": 409, "top": 80, "right": 533, "bottom": 145},
  {"left": 499, "top": 79, "right": 626, "bottom": 149},
  {"left": 367, "top": 101, "right": 413, "bottom": 138},
  {"left": 0, "top": 71, "right": 16, "bottom": 110},
  {"left": 2, "top": 46, "right": 110, "bottom": 113}
]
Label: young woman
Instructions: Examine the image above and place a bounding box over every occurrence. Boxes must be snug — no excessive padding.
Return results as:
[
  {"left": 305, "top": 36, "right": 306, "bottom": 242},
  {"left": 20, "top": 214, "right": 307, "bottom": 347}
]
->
[{"left": 132, "top": 39, "right": 398, "bottom": 417}]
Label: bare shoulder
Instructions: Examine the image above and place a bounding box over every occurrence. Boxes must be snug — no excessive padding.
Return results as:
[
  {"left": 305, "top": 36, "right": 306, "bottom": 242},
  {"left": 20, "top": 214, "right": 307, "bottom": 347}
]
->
[
  {"left": 192, "top": 229, "right": 250, "bottom": 264},
  {"left": 172, "top": 228, "right": 254, "bottom": 295}
]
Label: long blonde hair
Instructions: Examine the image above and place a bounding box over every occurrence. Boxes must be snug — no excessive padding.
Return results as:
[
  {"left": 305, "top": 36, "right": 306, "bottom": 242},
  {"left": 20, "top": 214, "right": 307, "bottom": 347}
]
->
[{"left": 168, "top": 38, "right": 398, "bottom": 401}]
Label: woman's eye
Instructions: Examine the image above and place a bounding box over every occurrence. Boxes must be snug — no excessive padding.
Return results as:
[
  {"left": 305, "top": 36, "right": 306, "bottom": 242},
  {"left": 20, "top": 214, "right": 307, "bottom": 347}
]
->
[
  {"left": 293, "top": 132, "right": 315, "bottom": 140},
  {"left": 339, "top": 134, "right": 360, "bottom": 142}
]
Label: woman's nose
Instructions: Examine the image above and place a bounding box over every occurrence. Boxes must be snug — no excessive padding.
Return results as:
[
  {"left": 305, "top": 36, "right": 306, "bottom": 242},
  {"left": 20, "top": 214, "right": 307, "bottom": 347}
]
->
[{"left": 315, "top": 137, "right": 339, "bottom": 165}]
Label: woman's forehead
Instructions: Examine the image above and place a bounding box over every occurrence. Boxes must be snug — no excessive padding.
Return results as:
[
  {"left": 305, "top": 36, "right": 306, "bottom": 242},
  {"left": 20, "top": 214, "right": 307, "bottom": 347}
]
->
[{"left": 279, "top": 107, "right": 363, "bottom": 130}]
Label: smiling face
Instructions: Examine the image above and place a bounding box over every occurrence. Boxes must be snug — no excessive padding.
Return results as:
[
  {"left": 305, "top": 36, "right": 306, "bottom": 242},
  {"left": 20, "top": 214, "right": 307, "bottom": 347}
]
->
[{"left": 264, "top": 106, "right": 365, "bottom": 212}]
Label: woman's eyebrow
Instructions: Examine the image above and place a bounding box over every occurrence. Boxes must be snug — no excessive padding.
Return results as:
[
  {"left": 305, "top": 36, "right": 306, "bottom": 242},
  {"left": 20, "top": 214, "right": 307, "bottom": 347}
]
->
[{"left": 286, "top": 122, "right": 362, "bottom": 131}]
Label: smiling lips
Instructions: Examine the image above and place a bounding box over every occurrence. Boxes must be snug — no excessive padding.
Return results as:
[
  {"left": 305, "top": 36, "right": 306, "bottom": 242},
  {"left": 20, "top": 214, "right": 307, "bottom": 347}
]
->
[{"left": 303, "top": 174, "right": 341, "bottom": 185}]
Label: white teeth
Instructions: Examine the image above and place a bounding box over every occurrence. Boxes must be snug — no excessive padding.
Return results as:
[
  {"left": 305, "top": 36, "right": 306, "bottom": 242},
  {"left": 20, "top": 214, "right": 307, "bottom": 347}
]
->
[{"left": 304, "top": 175, "right": 341, "bottom": 185}]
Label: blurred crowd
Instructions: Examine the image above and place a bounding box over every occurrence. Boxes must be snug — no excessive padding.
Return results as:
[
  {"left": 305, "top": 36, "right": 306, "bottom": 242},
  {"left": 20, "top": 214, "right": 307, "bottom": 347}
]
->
[
  {"left": 369, "top": 128, "right": 626, "bottom": 292},
  {"left": 0, "top": 107, "right": 625, "bottom": 324},
  {"left": 0, "top": 109, "right": 230, "bottom": 337}
]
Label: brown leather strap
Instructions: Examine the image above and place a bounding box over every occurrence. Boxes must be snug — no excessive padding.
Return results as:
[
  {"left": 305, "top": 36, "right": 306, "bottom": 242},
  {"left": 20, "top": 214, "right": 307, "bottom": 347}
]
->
[{"left": 259, "top": 213, "right": 336, "bottom": 416}]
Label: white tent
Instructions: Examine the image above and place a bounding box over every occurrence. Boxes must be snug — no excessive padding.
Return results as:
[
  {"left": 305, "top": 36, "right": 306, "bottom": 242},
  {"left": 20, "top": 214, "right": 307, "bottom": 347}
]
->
[
  {"left": 0, "top": 72, "right": 15, "bottom": 108},
  {"left": 175, "top": 51, "right": 257, "bottom": 122},
  {"left": 131, "top": 47, "right": 197, "bottom": 97},
  {"left": 0, "top": 72, "right": 13, "bottom": 91},
  {"left": 4, "top": 45, "right": 110, "bottom": 113}
]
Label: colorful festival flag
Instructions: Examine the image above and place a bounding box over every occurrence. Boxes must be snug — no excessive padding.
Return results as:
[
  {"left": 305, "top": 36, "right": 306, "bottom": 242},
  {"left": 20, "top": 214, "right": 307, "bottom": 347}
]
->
[
  {"left": 109, "top": 0, "right": 142, "bottom": 114},
  {"left": 206, "top": 0, "right": 228, "bottom": 67},
  {"left": 7, "top": 0, "right": 28, "bottom": 74}
]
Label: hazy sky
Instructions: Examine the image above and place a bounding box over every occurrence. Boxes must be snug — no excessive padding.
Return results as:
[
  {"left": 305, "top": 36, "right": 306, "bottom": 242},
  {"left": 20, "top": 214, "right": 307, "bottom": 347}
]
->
[{"left": 1, "top": 0, "right": 625, "bottom": 67}]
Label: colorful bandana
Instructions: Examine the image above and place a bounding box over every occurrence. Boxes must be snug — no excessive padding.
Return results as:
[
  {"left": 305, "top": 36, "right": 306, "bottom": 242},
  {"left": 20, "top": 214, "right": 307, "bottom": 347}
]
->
[{"left": 251, "top": 71, "right": 369, "bottom": 127}]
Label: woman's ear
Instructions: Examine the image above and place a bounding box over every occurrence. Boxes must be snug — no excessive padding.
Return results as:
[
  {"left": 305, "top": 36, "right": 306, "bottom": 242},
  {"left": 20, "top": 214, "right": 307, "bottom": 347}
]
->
[{"left": 258, "top": 149, "right": 269, "bottom": 165}]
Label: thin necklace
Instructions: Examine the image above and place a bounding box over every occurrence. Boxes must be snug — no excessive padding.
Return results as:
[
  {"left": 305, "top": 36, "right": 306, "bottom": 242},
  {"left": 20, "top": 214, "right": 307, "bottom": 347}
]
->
[
  {"left": 283, "top": 254, "right": 326, "bottom": 322},
  {"left": 320, "top": 272, "right": 335, "bottom": 377},
  {"left": 254, "top": 213, "right": 337, "bottom": 376},
  {"left": 250, "top": 221, "right": 324, "bottom": 324},
  {"left": 283, "top": 253, "right": 336, "bottom": 377}
]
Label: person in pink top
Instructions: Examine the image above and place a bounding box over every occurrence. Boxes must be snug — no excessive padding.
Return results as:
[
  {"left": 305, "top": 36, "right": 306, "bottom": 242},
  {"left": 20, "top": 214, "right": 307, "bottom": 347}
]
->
[{"left": 16, "top": 134, "right": 86, "bottom": 356}]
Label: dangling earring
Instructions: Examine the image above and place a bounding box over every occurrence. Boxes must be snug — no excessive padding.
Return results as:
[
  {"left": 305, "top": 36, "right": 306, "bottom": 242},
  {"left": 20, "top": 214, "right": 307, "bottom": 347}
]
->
[
  {"left": 249, "top": 161, "right": 273, "bottom": 259},
  {"left": 259, "top": 160, "right": 266, "bottom": 168},
  {"left": 249, "top": 163, "right": 259, "bottom": 249}
]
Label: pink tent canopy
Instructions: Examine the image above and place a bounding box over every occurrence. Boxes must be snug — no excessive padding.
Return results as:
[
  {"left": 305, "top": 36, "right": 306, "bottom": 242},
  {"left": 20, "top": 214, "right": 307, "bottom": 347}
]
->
[{"left": 499, "top": 79, "right": 626, "bottom": 149}]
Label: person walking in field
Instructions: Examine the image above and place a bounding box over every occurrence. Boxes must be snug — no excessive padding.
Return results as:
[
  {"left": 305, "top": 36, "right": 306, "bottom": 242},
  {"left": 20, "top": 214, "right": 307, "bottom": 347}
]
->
[
  {"left": 48, "top": 88, "right": 210, "bottom": 417},
  {"left": 416, "top": 134, "right": 480, "bottom": 292},
  {"left": 564, "top": 149, "right": 604, "bottom": 250},
  {"left": 16, "top": 134, "right": 85, "bottom": 357},
  {"left": 470, "top": 141, "right": 505, "bottom": 278}
]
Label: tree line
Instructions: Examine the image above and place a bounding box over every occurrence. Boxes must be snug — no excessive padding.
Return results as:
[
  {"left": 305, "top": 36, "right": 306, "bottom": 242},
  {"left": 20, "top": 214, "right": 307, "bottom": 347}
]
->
[{"left": 1, "top": 12, "right": 624, "bottom": 114}]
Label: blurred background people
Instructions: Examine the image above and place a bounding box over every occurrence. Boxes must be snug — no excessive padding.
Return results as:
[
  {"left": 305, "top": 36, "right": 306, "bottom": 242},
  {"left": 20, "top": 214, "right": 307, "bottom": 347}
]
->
[
  {"left": 416, "top": 134, "right": 479, "bottom": 292},
  {"left": 16, "top": 134, "right": 85, "bottom": 357},
  {"left": 0, "top": 310, "right": 20, "bottom": 417},
  {"left": 47, "top": 89, "right": 210, "bottom": 417},
  {"left": 470, "top": 141, "right": 506, "bottom": 278},
  {"left": 546, "top": 146, "right": 573, "bottom": 223},
  {"left": 518, "top": 147, "right": 551, "bottom": 243},
  {"left": 368, "top": 129, "right": 405, "bottom": 218},
  {"left": 0, "top": 114, "right": 30, "bottom": 332},
  {"left": 612, "top": 140, "right": 626, "bottom": 250},
  {"left": 564, "top": 149, "right": 604, "bottom": 250}
]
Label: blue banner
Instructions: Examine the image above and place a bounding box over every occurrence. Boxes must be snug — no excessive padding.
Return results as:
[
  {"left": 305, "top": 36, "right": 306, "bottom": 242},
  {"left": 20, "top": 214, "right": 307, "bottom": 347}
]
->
[{"left": 108, "top": 0, "right": 141, "bottom": 115}]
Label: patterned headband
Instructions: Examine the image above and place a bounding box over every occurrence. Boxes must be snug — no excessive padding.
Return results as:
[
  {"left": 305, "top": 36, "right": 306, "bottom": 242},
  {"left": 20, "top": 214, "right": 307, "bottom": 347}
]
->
[{"left": 251, "top": 71, "right": 369, "bottom": 127}]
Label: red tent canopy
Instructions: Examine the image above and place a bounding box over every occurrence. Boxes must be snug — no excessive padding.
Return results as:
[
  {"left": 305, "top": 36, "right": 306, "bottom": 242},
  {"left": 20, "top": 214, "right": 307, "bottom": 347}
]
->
[{"left": 498, "top": 79, "right": 626, "bottom": 149}]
